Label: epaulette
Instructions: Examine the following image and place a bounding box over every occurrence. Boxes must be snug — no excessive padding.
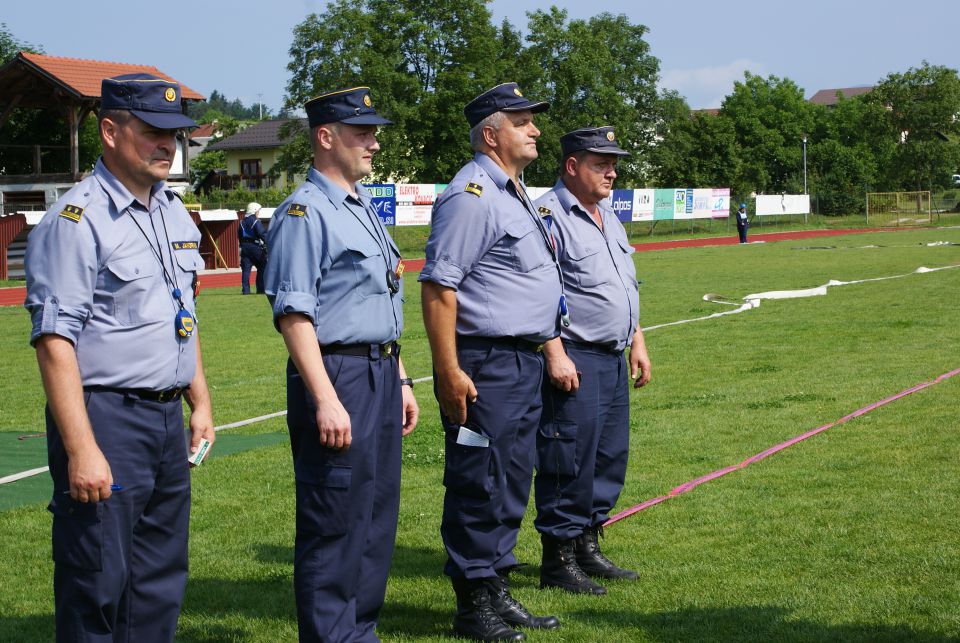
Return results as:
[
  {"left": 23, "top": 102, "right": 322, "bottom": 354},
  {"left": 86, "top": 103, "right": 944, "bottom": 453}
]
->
[
  {"left": 287, "top": 203, "right": 307, "bottom": 217},
  {"left": 464, "top": 182, "right": 483, "bottom": 198},
  {"left": 58, "top": 204, "right": 84, "bottom": 224}
]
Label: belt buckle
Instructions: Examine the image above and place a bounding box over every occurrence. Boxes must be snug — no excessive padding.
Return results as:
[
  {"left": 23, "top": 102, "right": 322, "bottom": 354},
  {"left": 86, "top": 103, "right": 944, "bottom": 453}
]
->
[{"left": 158, "top": 388, "right": 179, "bottom": 402}]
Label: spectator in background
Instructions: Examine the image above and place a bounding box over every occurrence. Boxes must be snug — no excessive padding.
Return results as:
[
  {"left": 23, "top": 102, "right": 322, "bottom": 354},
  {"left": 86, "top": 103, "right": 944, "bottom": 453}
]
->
[
  {"left": 239, "top": 201, "right": 267, "bottom": 294},
  {"left": 736, "top": 202, "right": 749, "bottom": 243}
]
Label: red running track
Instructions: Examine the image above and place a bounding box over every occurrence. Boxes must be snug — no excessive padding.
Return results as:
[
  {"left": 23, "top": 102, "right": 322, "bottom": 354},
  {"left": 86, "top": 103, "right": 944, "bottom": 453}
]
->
[{"left": 0, "top": 227, "right": 900, "bottom": 307}]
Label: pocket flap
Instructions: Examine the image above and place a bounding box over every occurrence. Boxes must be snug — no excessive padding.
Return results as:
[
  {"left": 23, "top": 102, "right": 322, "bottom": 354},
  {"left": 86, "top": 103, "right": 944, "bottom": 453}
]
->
[
  {"left": 538, "top": 420, "right": 577, "bottom": 440},
  {"left": 174, "top": 250, "right": 205, "bottom": 272},
  {"left": 106, "top": 255, "right": 156, "bottom": 282}
]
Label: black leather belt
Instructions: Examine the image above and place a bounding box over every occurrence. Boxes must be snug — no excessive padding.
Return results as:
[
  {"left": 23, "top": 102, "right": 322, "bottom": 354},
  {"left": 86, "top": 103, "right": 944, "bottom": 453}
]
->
[
  {"left": 562, "top": 339, "right": 622, "bottom": 355},
  {"left": 321, "top": 342, "right": 400, "bottom": 359},
  {"left": 83, "top": 386, "right": 187, "bottom": 402},
  {"left": 458, "top": 336, "right": 543, "bottom": 353}
]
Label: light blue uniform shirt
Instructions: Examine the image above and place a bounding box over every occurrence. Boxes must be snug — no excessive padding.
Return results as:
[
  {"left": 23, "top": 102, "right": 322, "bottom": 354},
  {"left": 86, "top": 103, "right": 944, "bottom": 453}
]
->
[
  {"left": 264, "top": 168, "right": 404, "bottom": 344},
  {"left": 419, "top": 153, "right": 562, "bottom": 343},
  {"left": 24, "top": 158, "right": 203, "bottom": 389},
  {"left": 536, "top": 180, "right": 639, "bottom": 351}
]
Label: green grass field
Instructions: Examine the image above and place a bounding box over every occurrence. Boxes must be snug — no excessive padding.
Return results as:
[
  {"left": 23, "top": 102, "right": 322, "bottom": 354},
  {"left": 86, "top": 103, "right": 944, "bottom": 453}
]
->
[{"left": 1, "top": 227, "right": 959, "bottom": 641}]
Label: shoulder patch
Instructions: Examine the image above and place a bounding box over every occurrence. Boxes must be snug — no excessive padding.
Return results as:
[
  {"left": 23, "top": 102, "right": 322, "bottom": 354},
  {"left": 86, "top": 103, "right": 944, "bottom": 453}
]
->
[
  {"left": 58, "top": 204, "right": 84, "bottom": 223},
  {"left": 464, "top": 182, "right": 483, "bottom": 198},
  {"left": 538, "top": 206, "right": 552, "bottom": 216},
  {"left": 287, "top": 203, "right": 307, "bottom": 217},
  {"left": 171, "top": 241, "right": 199, "bottom": 250}
]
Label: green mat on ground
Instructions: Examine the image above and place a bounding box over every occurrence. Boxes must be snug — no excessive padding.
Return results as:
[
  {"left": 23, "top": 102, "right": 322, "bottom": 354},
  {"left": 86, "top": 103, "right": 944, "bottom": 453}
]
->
[{"left": 0, "top": 432, "right": 288, "bottom": 511}]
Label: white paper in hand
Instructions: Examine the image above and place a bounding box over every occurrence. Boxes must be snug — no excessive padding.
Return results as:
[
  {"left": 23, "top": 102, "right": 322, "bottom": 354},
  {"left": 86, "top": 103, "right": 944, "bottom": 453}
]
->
[{"left": 456, "top": 426, "right": 490, "bottom": 448}]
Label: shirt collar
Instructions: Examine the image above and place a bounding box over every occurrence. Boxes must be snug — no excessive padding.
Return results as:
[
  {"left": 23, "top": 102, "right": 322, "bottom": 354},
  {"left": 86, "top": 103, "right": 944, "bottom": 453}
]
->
[
  {"left": 307, "top": 167, "right": 372, "bottom": 211},
  {"left": 474, "top": 152, "right": 511, "bottom": 192},
  {"left": 93, "top": 157, "right": 169, "bottom": 214}
]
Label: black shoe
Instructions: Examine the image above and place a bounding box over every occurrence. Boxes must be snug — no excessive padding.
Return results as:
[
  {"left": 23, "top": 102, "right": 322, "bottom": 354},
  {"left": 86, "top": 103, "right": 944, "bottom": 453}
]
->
[
  {"left": 452, "top": 577, "right": 526, "bottom": 641},
  {"left": 491, "top": 570, "right": 560, "bottom": 630},
  {"left": 539, "top": 535, "right": 607, "bottom": 595},
  {"left": 575, "top": 525, "right": 639, "bottom": 581}
]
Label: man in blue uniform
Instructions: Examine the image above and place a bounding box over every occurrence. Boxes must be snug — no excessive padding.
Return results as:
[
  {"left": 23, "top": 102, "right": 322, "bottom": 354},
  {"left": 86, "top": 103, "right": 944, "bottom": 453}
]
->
[
  {"left": 24, "top": 73, "right": 215, "bottom": 642},
  {"left": 533, "top": 126, "right": 651, "bottom": 596},
  {"left": 239, "top": 201, "right": 267, "bottom": 294},
  {"left": 420, "top": 82, "right": 563, "bottom": 642},
  {"left": 263, "top": 86, "right": 419, "bottom": 643},
  {"left": 736, "top": 203, "right": 749, "bottom": 243}
]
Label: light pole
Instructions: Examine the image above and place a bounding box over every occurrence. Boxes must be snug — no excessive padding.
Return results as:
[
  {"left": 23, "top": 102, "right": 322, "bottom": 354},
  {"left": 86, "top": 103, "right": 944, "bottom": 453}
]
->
[{"left": 802, "top": 135, "right": 808, "bottom": 194}]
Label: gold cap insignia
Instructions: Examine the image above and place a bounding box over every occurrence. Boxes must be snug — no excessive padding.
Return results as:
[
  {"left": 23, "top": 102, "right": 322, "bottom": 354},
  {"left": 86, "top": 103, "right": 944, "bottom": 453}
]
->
[
  {"left": 606, "top": 130, "right": 615, "bottom": 141},
  {"left": 513, "top": 87, "right": 523, "bottom": 97},
  {"left": 164, "top": 87, "right": 177, "bottom": 102},
  {"left": 363, "top": 94, "right": 372, "bottom": 107}
]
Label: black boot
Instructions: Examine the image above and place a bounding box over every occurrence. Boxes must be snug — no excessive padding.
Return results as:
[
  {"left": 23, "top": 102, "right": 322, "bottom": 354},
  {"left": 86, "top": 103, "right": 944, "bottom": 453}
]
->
[
  {"left": 490, "top": 569, "right": 560, "bottom": 630},
  {"left": 452, "top": 577, "right": 526, "bottom": 641},
  {"left": 539, "top": 535, "right": 606, "bottom": 595},
  {"left": 575, "top": 525, "right": 639, "bottom": 581}
]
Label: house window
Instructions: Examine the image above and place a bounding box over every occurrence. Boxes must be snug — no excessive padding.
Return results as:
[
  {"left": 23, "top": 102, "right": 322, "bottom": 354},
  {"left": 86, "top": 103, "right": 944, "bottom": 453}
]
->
[{"left": 240, "top": 159, "right": 262, "bottom": 189}]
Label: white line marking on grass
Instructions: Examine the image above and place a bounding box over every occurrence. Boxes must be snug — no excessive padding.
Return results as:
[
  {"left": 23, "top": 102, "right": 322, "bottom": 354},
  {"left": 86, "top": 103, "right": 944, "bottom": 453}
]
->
[{"left": 0, "top": 466, "right": 49, "bottom": 485}]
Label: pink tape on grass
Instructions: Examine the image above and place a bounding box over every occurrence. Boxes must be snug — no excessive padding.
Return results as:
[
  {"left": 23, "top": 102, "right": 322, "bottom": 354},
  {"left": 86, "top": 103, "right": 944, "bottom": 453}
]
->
[{"left": 605, "top": 367, "right": 960, "bottom": 527}]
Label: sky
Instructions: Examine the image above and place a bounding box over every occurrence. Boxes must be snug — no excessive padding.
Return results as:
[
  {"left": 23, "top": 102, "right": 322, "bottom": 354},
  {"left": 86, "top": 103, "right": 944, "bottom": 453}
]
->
[{"left": 3, "top": 1, "right": 958, "bottom": 114}]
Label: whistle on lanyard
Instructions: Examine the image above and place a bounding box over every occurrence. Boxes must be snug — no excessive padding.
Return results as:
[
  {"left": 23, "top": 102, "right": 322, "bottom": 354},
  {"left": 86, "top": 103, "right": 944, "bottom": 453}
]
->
[
  {"left": 559, "top": 294, "right": 571, "bottom": 328},
  {"left": 175, "top": 307, "right": 196, "bottom": 338}
]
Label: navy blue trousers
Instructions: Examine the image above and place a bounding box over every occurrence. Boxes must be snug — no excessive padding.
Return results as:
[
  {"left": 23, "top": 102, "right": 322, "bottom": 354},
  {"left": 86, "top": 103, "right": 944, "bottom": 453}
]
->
[
  {"left": 534, "top": 343, "right": 630, "bottom": 539},
  {"left": 286, "top": 352, "right": 402, "bottom": 643},
  {"left": 737, "top": 222, "right": 749, "bottom": 244},
  {"left": 240, "top": 243, "right": 266, "bottom": 294},
  {"left": 439, "top": 338, "right": 544, "bottom": 579},
  {"left": 46, "top": 389, "right": 190, "bottom": 643}
]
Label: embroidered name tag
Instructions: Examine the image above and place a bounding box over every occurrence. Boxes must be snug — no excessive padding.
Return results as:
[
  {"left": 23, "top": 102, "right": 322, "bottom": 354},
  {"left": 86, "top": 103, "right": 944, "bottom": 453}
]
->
[
  {"left": 464, "top": 182, "right": 483, "bottom": 197},
  {"left": 287, "top": 203, "right": 307, "bottom": 217},
  {"left": 59, "top": 204, "right": 83, "bottom": 223},
  {"left": 171, "top": 241, "right": 199, "bottom": 250}
]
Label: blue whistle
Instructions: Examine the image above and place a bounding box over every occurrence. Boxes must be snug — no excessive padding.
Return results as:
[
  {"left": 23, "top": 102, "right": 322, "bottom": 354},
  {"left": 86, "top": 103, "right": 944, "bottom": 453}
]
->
[{"left": 559, "top": 294, "right": 571, "bottom": 328}]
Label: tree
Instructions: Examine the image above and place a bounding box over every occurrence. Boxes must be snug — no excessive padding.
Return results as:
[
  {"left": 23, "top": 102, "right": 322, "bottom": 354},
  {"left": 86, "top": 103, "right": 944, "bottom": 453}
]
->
[
  {"left": 869, "top": 62, "right": 960, "bottom": 191},
  {"left": 721, "top": 72, "right": 817, "bottom": 195},
  {"left": 283, "top": 0, "right": 504, "bottom": 182},
  {"left": 650, "top": 106, "right": 740, "bottom": 194},
  {"left": 518, "top": 9, "right": 661, "bottom": 186},
  {"left": 187, "top": 90, "right": 272, "bottom": 122}
]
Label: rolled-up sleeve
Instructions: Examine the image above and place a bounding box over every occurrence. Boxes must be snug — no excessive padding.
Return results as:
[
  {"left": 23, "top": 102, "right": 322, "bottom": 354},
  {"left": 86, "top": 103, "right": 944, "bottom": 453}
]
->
[
  {"left": 24, "top": 213, "right": 97, "bottom": 346},
  {"left": 419, "top": 191, "right": 494, "bottom": 290},
  {"left": 264, "top": 205, "right": 324, "bottom": 329}
]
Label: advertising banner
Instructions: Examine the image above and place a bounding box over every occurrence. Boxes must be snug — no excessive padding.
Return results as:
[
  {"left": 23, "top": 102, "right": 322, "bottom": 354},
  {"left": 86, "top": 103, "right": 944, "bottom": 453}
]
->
[
  {"left": 611, "top": 189, "right": 634, "bottom": 223},
  {"left": 364, "top": 183, "right": 396, "bottom": 225},
  {"left": 633, "top": 189, "right": 654, "bottom": 221},
  {"left": 711, "top": 188, "right": 731, "bottom": 218},
  {"left": 755, "top": 194, "right": 811, "bottom": 216},
  {"left": 654, "top": 189, "right": 674, "bottom": 220}
]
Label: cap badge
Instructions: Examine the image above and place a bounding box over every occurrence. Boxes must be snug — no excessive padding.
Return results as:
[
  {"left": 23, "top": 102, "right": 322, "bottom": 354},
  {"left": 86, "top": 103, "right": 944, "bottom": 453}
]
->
[
  {"left": 606, "top": 130, "right": 615, "bottom": 141},
  {"left": 164, "top": 87, "right": 177, "bottom": 102},
  {"left": 513, "top": 87, "right": 523, "bottom": 97},
  {"left": 363, "top": 94, "right": 372, "bottom": 107}
]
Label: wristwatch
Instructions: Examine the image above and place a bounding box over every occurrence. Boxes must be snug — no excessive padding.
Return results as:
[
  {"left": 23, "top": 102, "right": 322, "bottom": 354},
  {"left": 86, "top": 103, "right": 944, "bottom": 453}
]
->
[{"left": 400, "top": 377, "right": 414, "bottom": 388}]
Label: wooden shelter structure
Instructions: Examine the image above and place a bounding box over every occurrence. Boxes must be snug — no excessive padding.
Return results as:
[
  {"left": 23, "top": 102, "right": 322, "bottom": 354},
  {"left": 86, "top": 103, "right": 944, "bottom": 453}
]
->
[{"left": 0, "top": 51, "right": 203, "bottom": 185}]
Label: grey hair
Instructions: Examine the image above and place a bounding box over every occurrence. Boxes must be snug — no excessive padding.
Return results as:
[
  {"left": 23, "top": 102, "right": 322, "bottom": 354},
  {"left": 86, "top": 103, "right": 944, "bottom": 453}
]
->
[{"left": 469, "top": 111, "right": 506, "bottom": 151}]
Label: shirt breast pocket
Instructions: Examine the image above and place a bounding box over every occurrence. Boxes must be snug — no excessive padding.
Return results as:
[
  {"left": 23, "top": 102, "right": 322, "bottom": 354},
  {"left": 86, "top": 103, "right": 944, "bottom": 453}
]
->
[
  {"left": 105, "top": 255, "right": 166, "bottom": 325},
  {"left": 503, "top": 221, "right": 550, "bottom": 273},
  {"left": 614, "top": 237, "right": 638, "bottom": 286},
  {"left": 566, "top": 241, "right": 608, "bottom": 288},
  {"left": 345, "top": 241, "right": 388, "bottom": 300}
]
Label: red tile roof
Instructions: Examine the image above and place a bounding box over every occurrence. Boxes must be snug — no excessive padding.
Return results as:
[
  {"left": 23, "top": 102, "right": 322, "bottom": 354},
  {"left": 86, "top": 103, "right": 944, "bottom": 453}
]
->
[
  {"left": 17, "top": 52, "right": 204, "bottom": 100},
  {"left": 190, "top": 123, "right": 217, "bottom": 139}
]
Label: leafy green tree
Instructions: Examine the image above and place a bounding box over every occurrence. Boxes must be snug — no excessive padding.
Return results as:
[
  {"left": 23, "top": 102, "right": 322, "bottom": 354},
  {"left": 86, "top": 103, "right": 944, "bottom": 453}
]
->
[
  {"left": 721, "top": 72, "right": 817, "bottom": 195},
  {"left": 284, "top": 0, "right": 503, "bottom": 182},
  {"left": 869, "top": 62, "right": 960, "bottom": 191},
  {"left": 650, "top": 107, "right": 740, "bottom": 194},
  {"left": 518, "top": 9, "right": 660, "bottom": 186},
  {"left": 187, "top": 90, "right": 272, "bottom": 122}
]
